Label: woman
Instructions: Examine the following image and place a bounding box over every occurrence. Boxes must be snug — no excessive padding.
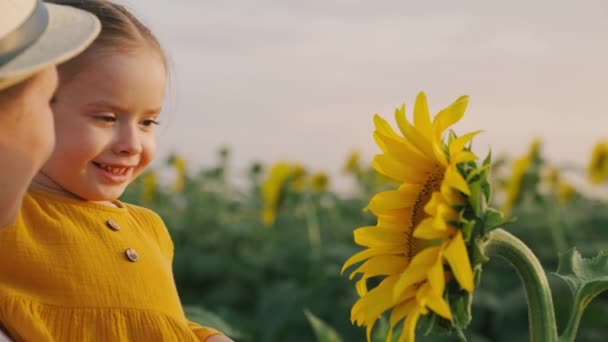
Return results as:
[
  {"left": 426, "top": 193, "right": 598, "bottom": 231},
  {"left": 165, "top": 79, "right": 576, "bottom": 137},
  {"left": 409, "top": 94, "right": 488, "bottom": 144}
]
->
[{"left": 0, "top": 0, "right": 100, "bottom": 228}]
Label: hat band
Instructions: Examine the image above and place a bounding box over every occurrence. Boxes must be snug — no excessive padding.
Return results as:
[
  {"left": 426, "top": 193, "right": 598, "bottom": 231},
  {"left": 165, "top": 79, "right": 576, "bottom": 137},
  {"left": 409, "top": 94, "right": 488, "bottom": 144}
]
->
[{"left": 0, "top": 0, "right": 49, "bottom": 67}]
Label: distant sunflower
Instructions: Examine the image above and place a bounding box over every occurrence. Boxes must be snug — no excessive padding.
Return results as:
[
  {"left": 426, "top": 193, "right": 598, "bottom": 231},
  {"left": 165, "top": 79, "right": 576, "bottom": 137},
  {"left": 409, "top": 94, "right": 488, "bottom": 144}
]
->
[
  {"left": 588, "top": 141, "right": 608, "bottom": 185},
  {"left": 170, "top": 154, "right": 187, "bottom": 193},
  {"left": 344, "top": 150, "right": 361, "bottom": 174},
  {"left": 310, "top": 172, "right": 329, "bottom": 192},
  {"left": 140, "top": 171, "right": 158, "bottom": 204},
  {"left": 343, "top": 92, "right": 478, "bottom": 341},
  {"left": 260, "top": 162, "right": 307, "bottom": 225},
  {"left": 501, "top": 138, "right": 541, "bottom": 215}
]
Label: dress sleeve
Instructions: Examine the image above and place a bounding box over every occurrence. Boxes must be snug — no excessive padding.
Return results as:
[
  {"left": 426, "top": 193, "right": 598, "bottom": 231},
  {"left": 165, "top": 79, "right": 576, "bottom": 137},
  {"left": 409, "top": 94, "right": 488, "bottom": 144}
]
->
[{"left": 187, "top": 320, "right": 223, "bottom": 341}]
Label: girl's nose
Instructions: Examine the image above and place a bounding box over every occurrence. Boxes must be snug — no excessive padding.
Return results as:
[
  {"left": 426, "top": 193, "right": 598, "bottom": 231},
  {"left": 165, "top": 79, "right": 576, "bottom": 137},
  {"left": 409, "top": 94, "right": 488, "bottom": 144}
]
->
[{"left": 112, "top": 124, "right": 143, "bottom": 156}]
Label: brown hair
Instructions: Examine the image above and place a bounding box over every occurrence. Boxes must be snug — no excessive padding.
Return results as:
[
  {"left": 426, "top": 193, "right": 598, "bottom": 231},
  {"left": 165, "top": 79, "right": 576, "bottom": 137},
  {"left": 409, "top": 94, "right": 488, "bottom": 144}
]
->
[{"left": 45, "top": 0, "right": 167, "bottom": 78}]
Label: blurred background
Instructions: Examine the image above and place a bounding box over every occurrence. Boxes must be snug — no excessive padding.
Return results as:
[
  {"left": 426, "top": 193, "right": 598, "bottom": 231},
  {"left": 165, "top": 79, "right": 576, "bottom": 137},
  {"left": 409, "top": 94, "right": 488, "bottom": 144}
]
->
[
  {"left": 114, "top": 1, "right": 608, "bottom": 341},
  {"left": 119, "top": 0, "right": 608, "bottom": 189}
]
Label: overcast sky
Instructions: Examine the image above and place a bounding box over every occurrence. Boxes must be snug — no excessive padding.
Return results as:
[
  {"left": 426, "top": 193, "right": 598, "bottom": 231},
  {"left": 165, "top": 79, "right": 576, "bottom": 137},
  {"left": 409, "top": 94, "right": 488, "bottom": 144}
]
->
[{"left": 116, "top": 0, "right": 608, "bottom": 187}]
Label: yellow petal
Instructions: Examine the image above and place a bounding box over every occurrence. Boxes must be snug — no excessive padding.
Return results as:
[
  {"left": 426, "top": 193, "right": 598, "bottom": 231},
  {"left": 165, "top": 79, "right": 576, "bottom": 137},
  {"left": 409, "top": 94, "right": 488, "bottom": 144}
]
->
[
  {"left": 426, "top": 257, "right": 446, "bottom": 295},
  {"left": 413, "top": 92, "right": 432, "bottom": 139},
  {"left": 374, "top": 114, "right": 404, "bottom": 141},
  {"left": 366, "top": 188, "right": 420, "bottom": 214},
  {"left": 413, "top": 218, "right": 452, "bottom": 240},
  {"left": 444, "top": 165, "right": 470, "bottom": 195},
  {"left": 442, "top": 231, "right": 474, "bottom": 292},
  {"left": 451, "top": 150, "right": 478, "bottom": 164},
  {"left": 377, "top": 210, "right": 411, "bottom": 229},
  {"left": 388, "top": 299, "right": 417, "bottom": 342},
  {"left": 432, "top": 95, "right": 469, "bottom": 136},
  {"left": 342, "top": 245, "right": 405, "bottom": 274},
  {"left": 393, "top": 247, "right": 441, "bottom": 297},
  {"left": 353, "top": 226, "right": 407, "bottom": 248},
  {"left": 395, "top": 105, "right": 436, "bottom": 159},
  {"left": 449, "top": 130, "right": 481, "bottom": 156},
  {"left": 417, "top": 283, "right": 452, "bottom": 320},
  {"left": 351, "top": 275, "right": 399, "bottom": 326},
  {"left": 398, "top": 305, "right": 424, "bottom": 342},
  {"left": 373, "top": 131, "right": 433, "bottom": 170},
  {"left": 349, "top": 255, "right": 409, "bottom": 280},
  {"left": 372, "top": 155, "right": 428, "bottom": 184},
  {"left": 355, "top": 278, "right": 368, "bottom": 296}
]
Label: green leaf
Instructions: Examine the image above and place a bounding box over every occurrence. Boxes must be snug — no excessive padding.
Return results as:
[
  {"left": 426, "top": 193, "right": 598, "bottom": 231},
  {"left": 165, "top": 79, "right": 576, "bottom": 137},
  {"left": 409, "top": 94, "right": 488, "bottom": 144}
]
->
[
  {"left": 370, "top": 316, "right": 390, "bottom": 342},
  {"left": 304, "top": 310, "right": 343, "bottom": 342},
  {"left": 184, "top": 305, "right": 246, "bottom": 339},
  {"left": 554, "top": 248, "right": 608, "bottom": 341}
]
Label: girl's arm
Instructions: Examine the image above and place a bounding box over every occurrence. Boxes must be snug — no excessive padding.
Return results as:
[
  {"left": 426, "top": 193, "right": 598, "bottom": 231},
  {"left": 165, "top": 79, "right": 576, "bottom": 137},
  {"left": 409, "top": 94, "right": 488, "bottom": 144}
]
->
[
  {"left": 204, "top": 335, "right": 234, "bottom": 342},
  {"left": 187, "top": 321, "right": 233, "bottom": 342}
]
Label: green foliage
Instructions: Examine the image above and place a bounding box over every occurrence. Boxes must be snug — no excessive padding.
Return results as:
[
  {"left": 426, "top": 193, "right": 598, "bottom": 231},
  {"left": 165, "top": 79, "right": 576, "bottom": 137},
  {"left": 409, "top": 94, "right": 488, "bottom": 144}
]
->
[{"left": 305, "top": 310, "right": 343, "bottom": 342}]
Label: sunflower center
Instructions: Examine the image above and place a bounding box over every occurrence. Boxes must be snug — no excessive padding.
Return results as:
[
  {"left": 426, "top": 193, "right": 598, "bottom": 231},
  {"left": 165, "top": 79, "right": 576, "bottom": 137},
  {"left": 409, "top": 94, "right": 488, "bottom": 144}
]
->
[{"left": 406, "top": 166, "right": 444, "bottom": 261}]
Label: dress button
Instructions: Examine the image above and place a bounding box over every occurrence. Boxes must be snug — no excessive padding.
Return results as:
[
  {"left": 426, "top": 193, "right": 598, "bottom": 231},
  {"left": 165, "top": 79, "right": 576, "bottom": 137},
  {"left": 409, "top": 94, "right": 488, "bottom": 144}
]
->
[
  {"left": 106, "top": 219, "right": 120, "bottom": 231},
  {"left": 125, "top": 248, "right": 139, "bottom": 262}
]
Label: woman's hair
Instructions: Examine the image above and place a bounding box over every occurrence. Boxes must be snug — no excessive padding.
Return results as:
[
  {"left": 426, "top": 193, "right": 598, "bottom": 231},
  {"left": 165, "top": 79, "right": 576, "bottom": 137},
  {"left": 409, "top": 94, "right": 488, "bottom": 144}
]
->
[{"left": 45, "top": 0, "right": 167, "bottom": 77}]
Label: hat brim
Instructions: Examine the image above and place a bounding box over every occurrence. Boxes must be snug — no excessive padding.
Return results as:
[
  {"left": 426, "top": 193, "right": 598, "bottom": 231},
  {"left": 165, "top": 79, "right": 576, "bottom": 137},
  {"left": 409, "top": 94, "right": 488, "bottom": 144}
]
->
[{"left": 0, "top": 3, "right": 101, "bottom": 90}]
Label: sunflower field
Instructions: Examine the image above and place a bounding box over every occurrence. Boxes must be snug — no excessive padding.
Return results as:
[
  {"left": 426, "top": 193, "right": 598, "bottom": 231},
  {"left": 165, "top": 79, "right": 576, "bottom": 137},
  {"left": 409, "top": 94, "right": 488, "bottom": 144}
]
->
[{"left": 121, "top": 96, "right": 608, "bottom": 342}]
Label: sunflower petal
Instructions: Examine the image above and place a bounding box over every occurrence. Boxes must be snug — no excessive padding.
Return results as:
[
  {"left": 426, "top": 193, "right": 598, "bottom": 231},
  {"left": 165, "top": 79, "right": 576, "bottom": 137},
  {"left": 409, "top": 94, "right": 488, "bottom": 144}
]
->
[
  {"left": 414, "top": 92, "right": 433, "bottom": 139},
  {"left": 342, "top": 246, "right": 405, "bottom": 274},
  {"left": 350, "top": 255, "right": 409, "bottom": 280},
  {"left": 374, "top": 114, "right": 404, "bottom": 141},
  {"left": 413, "top": 218, "right": 452, "bottom": 240},
  {"left": 351, "top": 275, "right": 399, "bottom": 326},
  {"left": 366, "top": 189, "right": 420, "bottom": 214},
  {"left": 354, "top": 226, "right": 407, "bottom": 248},
  {"left": 449, "top": 130, "right": 481, "bottom": 156},
  {"left": 444, "top": 165, "right": 471, "bottom": 195},
  {"left": 451, "top": 150, "right": 478, "bottom": 164},
  {"left": 372, "top": 155, "right": 428, "bottom": 184},
  {"left": 398, "top": 305, "right": 424, "bottom": 342},
  {"left": 418, "top": 283, "right": 452, "bottom": 320},
  {"left": 426, "top": 257, "right": 445, "bottom": 294},
  {"left": 433, "top": 95, "right": 469, "bottom": 136},
  {"left": 377, "top": 210, "right": 411, "bottom": 229},
  {"left": 442, "top": 231, "right": 474, "bottom": 292},
  {"left": 395, "top": 105, "right": 436, "bottom": 159},
  {"left": 373, "top": 131, "right": 433, "bottom": 170},
  {"left": 393, "top": 247, "right": 441, "bottom": 297}
]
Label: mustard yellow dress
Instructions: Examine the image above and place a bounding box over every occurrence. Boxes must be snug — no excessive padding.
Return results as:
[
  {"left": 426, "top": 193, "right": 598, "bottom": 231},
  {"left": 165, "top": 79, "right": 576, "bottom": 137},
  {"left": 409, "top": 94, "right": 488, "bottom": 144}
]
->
[{"left": 0, "top": 188, "right": 221, "bottom": 341}]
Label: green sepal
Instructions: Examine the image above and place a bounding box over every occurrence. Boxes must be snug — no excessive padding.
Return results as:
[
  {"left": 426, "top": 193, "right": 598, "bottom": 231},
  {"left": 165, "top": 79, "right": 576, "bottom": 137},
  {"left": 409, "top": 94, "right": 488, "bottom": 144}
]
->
[{"left": 482, "top": 207, "right": 513, "bottom": 233}]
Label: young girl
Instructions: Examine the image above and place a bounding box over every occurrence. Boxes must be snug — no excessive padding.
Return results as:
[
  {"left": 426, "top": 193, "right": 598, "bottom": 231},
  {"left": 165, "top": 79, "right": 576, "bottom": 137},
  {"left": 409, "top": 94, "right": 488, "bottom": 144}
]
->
[{"left": 0, "top": 1, "right": 232, "bottom": 341}]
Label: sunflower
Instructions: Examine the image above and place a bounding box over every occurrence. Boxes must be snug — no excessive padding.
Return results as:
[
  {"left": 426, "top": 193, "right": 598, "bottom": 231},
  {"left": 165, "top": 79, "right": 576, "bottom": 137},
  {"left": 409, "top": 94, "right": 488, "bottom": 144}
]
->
[
  {"left": 588, "top": 141, "right": 608, "bottom": 185},
  {"left": 170, "top": 154, "right": 188, "bottom": 193},
  {"left": 501, "top": 138, "right": 541, "bottom": 215},
  {"left": 310, "top": 172, "right": 330, "bottom": 192},
  {"left": 260, "top": 162, "right": 307, "bottom": 225},
  {"left": 342, "top": 92, "right": 479, "bottom": 341},
  {"left": 140, "top": 171, "right": 158, "bottom": 204},
  {"left": 344, "top": 150, "right": 361, "bottom": 174}
]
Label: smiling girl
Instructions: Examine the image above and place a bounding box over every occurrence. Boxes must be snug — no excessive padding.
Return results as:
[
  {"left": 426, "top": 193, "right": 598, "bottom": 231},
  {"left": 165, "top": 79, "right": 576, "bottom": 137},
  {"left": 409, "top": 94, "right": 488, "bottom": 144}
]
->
[{"left": 0, "top": 1, "right": 231, "bottom": 341}]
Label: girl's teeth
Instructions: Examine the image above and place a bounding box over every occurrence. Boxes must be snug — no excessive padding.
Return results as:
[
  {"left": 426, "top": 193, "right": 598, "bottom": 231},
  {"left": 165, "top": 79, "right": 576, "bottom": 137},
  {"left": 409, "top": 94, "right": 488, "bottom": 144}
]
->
[{"left": 99, "top": 164, "right": 128, "bottom": 175}]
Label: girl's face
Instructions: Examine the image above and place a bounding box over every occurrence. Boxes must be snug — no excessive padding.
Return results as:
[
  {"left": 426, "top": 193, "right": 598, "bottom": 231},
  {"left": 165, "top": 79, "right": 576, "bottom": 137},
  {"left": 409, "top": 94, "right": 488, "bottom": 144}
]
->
[{"left": 35, "top": 50, "right": 166, "bottom": 202}]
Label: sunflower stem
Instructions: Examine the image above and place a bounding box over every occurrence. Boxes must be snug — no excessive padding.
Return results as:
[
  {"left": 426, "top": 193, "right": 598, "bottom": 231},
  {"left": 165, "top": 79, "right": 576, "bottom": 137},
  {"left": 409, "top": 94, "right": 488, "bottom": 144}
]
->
[
  {"left": 304, "top": 192, "right": 322, "bottom": 258},
  {"left": 482, "top": 228, "right": 558, "bottom": 342}
]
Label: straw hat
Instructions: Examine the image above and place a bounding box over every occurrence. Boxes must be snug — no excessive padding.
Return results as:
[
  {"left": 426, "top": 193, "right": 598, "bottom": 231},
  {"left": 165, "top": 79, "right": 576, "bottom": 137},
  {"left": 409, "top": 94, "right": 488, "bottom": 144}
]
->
[{"left": 0, "top": 0, "right": 101, "bottom": 90}]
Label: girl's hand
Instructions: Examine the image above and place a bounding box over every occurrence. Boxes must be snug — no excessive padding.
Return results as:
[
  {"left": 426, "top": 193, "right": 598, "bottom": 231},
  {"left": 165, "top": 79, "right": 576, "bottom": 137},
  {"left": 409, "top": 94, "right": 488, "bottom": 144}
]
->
[{"left": 205, "top": 335, "right": 234, "bottom": 342}]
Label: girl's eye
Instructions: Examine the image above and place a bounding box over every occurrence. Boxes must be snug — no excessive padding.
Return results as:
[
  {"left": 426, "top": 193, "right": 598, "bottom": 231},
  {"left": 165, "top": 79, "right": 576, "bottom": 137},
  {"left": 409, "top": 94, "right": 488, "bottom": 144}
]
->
[
  {"left": 95, "top": 115, "right": 116, "bottom": 123},
  {"left": 142, "top": 119, "right": 160, "bottom": 127}
]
